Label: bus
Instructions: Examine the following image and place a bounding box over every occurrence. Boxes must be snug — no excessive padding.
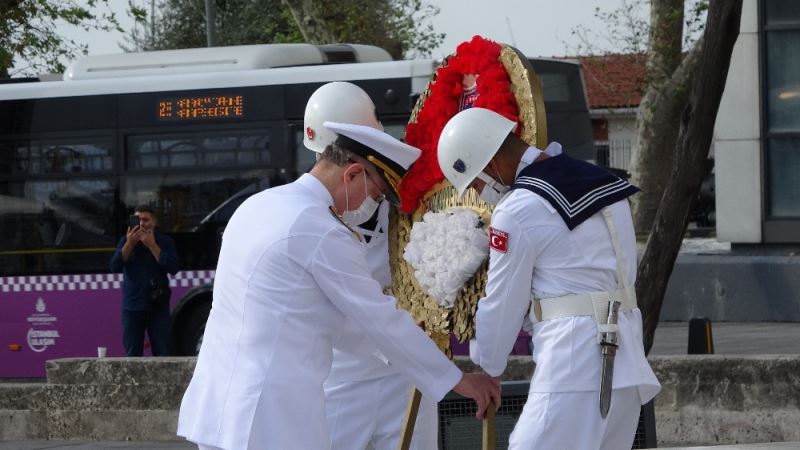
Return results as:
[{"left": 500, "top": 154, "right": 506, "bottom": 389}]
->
[{"left": 0, "top": 43, "right": 594, "bottom": 378}]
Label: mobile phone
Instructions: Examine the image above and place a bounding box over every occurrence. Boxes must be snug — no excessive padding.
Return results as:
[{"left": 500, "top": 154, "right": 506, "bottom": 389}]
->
[{"left": 128, "top": 214, "right": 140, "bottom": 228}]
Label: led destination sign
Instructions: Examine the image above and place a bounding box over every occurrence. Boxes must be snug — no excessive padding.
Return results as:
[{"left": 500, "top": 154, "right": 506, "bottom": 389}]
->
[{"left": 158, "top": 94, "right": 244, "bottom": 121}]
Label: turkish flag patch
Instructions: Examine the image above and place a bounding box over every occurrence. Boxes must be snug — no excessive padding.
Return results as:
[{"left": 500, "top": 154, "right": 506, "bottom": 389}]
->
[{"left": 489, "top": 227, "right": 508, "bottom": 253}]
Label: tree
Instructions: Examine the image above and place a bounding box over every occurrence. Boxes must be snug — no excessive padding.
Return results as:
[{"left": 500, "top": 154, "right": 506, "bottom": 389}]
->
[
  {"left": 637, "top": 0, "right": 742, "bottom": 353},
  {"left": 571, "top": 0, "right": 741, "bottom": 353},
  {"left": 629, "top": 0, "right": 711, "bottom": 234},
  {"left": 629, "top": 0, "right": 691, "bottom": 234},
  {"left": 281, "top": 0, "right": 444, "bottom": 59},
  {"left": 124, "top": 0, "right": 303, "bottom": 52},
  {"left": 125, "top": 0, "right": 443, "bottom": 60},
  {"left": 0, "top": 0, "right": 121, "bottom": 77},
  {"left": 569, "top": 0, "right": 708, "bottom": 233}
]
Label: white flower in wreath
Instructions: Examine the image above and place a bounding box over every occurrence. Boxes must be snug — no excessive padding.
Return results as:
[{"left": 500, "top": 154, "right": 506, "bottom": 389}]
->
[{"left": 403, "top": 208, "right": 489, "bottom": 308}]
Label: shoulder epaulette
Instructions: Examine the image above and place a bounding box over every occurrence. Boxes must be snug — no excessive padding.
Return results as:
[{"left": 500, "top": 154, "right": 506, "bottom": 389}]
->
[{"left": 329, "top": 206, "right": 362, "bottom": 242}]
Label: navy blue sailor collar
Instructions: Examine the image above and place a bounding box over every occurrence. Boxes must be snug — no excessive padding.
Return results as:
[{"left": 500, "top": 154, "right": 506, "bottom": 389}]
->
[{"left": 512, "top": 153, "right": 639, "bottom": 230}]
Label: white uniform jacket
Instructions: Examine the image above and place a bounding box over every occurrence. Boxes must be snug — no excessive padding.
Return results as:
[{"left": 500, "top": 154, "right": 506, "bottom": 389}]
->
[
  {"left": 327, "top": 201, "right": 396, "bottom": 382},
  {"left": 177, "top": 174, "right": 461, "bottom": 450},
  {"left": 472, "top": 148, "right": 661, "bottom": 403}
]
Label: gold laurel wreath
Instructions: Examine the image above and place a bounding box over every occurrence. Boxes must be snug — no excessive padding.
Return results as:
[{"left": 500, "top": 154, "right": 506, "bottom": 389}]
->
[{"left": 389, "top": 45, "right": 548, "bottom": 356}]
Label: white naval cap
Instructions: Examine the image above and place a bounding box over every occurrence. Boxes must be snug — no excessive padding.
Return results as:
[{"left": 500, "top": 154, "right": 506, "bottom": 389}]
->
[{"left": 323, "top": 121, "right": 422, "bottom": 205}]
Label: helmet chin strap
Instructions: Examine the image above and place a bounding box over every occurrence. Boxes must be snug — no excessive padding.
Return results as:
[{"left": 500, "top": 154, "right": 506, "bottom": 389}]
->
[{"left": 491, "top": 162, "right": 508, "bottom": 188}]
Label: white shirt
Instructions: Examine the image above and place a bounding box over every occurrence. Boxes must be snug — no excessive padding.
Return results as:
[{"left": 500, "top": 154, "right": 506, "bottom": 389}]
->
[
  {"left": 473, "top": 147, "right": 660, "bottom": 401},
  {"left": 177, "top": 174, "right": 462, "bottom": 450}
]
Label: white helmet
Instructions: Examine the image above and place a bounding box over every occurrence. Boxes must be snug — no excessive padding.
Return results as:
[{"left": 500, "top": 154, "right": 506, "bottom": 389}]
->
[
  {"left": 303, "top": 81, "right": 383, "bottom": 153},
  {"left": 437, "top": 107, "right": 518, "bottom": 197}
]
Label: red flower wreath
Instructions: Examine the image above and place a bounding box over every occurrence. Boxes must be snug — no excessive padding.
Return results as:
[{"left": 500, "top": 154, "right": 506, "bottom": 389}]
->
[{"left": 399, "top": 35, "right": 521, "bottom": 213}]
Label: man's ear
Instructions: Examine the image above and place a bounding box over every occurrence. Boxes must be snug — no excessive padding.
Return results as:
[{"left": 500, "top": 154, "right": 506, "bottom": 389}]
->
[{"left": 344, "top": 163, "right": 365, "bottom": 182}]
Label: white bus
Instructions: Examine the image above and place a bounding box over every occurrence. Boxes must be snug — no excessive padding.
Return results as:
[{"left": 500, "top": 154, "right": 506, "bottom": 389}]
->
[{"left": 0, "top": 43, "right": 594, "bottom": 377}]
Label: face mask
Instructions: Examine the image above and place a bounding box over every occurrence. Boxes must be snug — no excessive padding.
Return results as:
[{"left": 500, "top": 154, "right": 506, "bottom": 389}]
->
[
  {"left": 343, "top": 167, "right": 381, "bottom": 225},
  {"left": 476, "top": 171, "right": 509, "bottom": 205},
  {"left": 344, "top": 195, "right": 381, "bottom": 226}
]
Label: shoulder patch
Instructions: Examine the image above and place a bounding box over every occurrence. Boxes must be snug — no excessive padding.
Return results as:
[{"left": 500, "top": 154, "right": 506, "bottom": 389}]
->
[
  {"left": 329, "top": 206, "right": 362, "bottom": 242},
  {"left": 489, "top": 227, "right": 508, "bottom": 253}
]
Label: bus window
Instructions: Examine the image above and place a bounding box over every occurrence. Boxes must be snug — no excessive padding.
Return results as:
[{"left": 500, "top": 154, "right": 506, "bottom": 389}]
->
[
  {"left": 127, "top": 129, "right": 274, "bottom": 170},
  {"left": 0, "top": 178, "right": 116, "bottom": 275},
  {"left": 3, "top": 137, "right": 113, "bottom": 175}
]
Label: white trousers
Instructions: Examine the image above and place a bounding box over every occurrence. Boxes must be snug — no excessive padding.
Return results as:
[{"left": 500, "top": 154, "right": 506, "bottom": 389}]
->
[
  {"left": 509, "top": 386, "right": 641, "bottom": 450},
  {"left": 324, "top": 373, "right": 438, "bottom": 450}
]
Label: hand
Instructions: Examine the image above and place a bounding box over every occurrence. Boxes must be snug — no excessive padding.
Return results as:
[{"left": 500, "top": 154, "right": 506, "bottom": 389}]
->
[
  {"left": 126, "top": 225, "right": 141, "bottom": 242},
  {"left": 453, "top": 372, "right": 501, "bottom": 419}
]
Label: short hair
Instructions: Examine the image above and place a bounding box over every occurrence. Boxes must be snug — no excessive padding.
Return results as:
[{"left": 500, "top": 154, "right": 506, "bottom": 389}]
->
[
  {"left": 134, "top": 205, "right": 156, "bottom": 216},
  {"left": 319, "top": 142, "right": 354, "bottom": 166},
  {"left": 317, "top": 142, "right": 378, "bottom": 184}
]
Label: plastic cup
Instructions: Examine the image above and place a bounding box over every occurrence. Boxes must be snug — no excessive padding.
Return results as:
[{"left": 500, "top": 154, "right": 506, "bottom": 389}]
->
[{"left": 97, "top": 346, "right": 107, "bottom": 358}]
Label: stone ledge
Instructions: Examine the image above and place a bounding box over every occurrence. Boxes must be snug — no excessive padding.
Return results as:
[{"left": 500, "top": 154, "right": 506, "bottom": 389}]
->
[
  {"left": 0, "top": 354, "right": 796, "bottom": 445},
  {"left": 0, "top": 384, "right": 47, "bottom": 410},
  {"left": 651, "top": 355, "right": 800, "bottom": 411},
  {"left": 46, "top": 410, "right": 180, "bottom": 441},
  {"left": 45, "top": 384, "right": 187, "bottom": 411},
  {"left": 47, "top": 358, "right": 196, "bottom": 385},
  {"left": 0, "top": 410, "right": 48, "bottom": 440}
]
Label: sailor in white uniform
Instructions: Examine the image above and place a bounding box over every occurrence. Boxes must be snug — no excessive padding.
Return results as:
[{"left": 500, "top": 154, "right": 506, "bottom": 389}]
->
[
  {"left": 437, "top": 108, "right": 661, "bottom": 450},
  {"left": 302, "top": 82, "right": 438, "bottom": 450},
  {"left": 177, "top": 120, "right": 500, "bottom": 450}
]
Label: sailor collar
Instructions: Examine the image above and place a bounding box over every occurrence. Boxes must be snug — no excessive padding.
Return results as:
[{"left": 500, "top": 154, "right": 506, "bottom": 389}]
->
[{"left": 512, "top": 154, "right": 639, "bottom": 230}]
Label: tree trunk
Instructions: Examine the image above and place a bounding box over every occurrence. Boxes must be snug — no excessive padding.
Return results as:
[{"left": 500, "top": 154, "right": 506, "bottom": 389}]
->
[
  {"left": 638, "top": 0, "right": 743, "bottom": 354},
  {"left": 629, "top": 0, "right": 686, "bottom": 234}
]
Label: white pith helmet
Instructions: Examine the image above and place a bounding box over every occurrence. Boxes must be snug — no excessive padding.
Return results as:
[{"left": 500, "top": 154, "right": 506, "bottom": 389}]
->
[
  {"left": 437, "top": 107, "right": 518, "bottom": 197},
  {"left": 303, "top": 81, "right": 383, "bottom": 153}
]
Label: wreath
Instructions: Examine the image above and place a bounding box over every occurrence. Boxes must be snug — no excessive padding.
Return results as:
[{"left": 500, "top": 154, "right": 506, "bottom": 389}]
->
[
  {"left": 399, "top": 35, "right": 522, "bottom": 214},
  {"left": 389, "top": 35, "right": 547, "bottom": 352}
]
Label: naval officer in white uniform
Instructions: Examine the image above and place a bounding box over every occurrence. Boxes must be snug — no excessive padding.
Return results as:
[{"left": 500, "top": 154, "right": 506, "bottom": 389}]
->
[
  {"left": 177, "top": 120, "right": 500, "bottom": 450},
  {"left": 302, "top": 82, "right": 439, "bottom": 450},
  {"left": 437, "top": 108, "right": 661, "bottom": 450}
]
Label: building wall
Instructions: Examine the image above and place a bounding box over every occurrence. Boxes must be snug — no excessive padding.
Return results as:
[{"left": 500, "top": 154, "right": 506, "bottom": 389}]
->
[
  {"left": 714, "top": 0, "right": 762, "bottom": 243},
  {"left": 591, "top": 110, "right": 637, "bottom": 171}
]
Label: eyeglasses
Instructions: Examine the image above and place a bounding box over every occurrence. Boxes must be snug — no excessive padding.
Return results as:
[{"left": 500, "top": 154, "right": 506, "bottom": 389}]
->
[{"left": 365, "top": 172, "right": 387, "bottom": 203}]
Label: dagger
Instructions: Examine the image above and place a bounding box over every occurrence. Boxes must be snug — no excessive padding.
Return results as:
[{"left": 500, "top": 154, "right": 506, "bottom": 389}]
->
[{"left": 599, "top": 300, "right": 621, "bottom": 418}]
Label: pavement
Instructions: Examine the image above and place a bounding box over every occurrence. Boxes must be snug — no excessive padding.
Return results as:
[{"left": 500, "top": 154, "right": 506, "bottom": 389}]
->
[
  {"left": 2, "top": 321, "right": 798, "bottom": 449},
  {"left": 650, "top": 321, "right": 800, "bottom": 355}
]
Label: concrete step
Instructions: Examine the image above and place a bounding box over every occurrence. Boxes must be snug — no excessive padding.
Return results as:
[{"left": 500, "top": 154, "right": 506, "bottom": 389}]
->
[{"left": 0, "top": 383, "right": 48, "bottom": 440}]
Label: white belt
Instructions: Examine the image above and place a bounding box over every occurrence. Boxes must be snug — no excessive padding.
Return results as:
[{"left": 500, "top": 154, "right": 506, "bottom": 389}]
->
[{"left": 531, "top": 287, "right": 637, "bottom": 322}]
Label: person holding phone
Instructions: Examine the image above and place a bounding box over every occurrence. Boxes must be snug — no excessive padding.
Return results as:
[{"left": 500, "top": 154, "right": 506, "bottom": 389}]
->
[{"left": 110, "top": 205, "right": 179, "bottom": 356}]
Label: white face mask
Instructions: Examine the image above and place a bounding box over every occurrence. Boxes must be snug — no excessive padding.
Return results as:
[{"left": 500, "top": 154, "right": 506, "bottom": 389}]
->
[
  {"left": 476, "top": 171, "right": 509, "bottom": 205},
  {"left": 344, "top": 195, "right": 381, "bottom": 225},
  {"left": 343, "top": 167, "right": 382, "bottom": 225}
]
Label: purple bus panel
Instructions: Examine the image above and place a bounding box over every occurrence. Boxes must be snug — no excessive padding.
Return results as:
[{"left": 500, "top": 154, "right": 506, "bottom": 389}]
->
[
  {"left": 0, "top": 271, "right": 213, "bottom": 378},
  {"left": 449, "top": 332, "right": 532, "bottom": 357}
]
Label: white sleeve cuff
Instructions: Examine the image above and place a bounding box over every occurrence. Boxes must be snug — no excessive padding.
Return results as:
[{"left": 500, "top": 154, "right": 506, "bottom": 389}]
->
[{"left": 469, "top": 339, "right": 480, "bottom": 366}]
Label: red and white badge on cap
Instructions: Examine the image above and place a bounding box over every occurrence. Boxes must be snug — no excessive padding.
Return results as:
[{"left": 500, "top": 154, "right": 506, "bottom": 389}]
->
[{"left": 489, "top": 227, "right": 508, "bottom": 253}]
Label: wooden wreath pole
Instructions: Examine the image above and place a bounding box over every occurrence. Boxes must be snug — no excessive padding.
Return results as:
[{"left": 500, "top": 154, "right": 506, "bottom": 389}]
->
[
  {"left": 482, "top": 401, "right": 496, "bottom": 450},
  {"left": 397, "top": 388, "right": 422, "bottom": 450}
]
